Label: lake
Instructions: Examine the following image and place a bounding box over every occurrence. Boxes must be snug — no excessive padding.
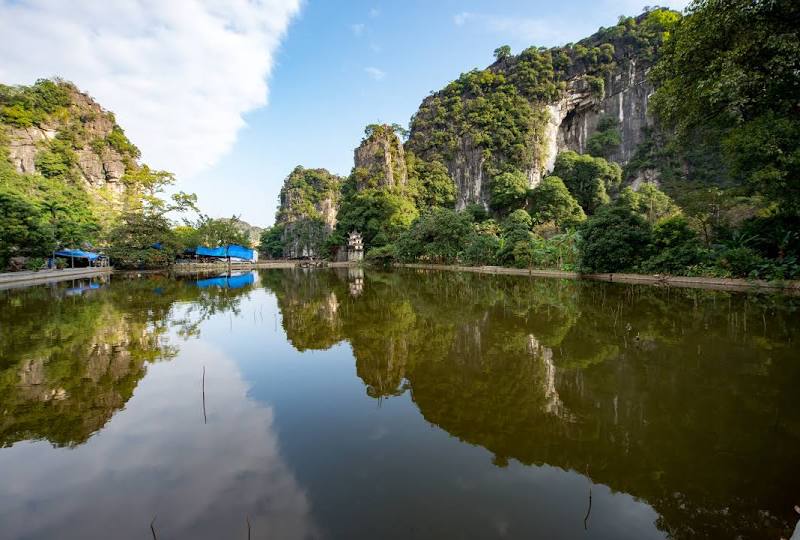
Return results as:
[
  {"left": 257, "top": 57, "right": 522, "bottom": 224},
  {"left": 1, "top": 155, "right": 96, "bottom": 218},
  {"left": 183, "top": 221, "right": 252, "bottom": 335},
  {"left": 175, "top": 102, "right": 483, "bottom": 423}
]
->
[{"left": 1, "top": 268, "right": 798, "bottom": 539}]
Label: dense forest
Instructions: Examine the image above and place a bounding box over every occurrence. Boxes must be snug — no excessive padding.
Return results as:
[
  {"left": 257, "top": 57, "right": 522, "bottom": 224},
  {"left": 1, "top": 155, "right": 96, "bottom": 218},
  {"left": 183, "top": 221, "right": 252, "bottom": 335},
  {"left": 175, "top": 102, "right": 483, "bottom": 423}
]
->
[{"left": 265, "top": 0, "right": 800, "bottom": 280}]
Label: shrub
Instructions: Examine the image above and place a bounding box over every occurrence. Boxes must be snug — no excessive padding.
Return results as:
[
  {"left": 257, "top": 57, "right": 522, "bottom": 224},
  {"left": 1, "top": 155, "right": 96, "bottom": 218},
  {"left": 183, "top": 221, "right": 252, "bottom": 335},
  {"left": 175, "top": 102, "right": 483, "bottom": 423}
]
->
[
  {"left": 578, "top": 205, "right": 652, "bottom": 272},
  {"left": 641, "top": 216, "right": 706, "bottom": 273},
  {"left": 462, "top": 233, "right": 500, "bottom": 266},
  {"left": 366, "top": 244, "right": 398, "bottom": 267}
]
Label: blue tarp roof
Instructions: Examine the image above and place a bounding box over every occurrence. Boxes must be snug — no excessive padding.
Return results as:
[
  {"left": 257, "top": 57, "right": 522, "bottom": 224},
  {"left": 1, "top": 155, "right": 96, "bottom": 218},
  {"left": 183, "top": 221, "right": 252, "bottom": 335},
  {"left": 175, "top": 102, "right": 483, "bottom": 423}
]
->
[
  {"left": 54, "top": 249, "right": 100, "bottom": 261},
  {"left": 195, "top": 244, "right": 255, "bottom": 261},
  {"left": 196, "top": 272, "right": 255, "bottom": 290}
]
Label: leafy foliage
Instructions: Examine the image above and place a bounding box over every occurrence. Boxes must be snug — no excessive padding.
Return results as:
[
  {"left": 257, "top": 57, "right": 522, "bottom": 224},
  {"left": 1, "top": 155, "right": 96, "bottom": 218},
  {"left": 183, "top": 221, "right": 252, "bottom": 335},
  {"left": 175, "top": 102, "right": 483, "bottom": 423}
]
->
[
  {"left": 578, "top": 205, "right": 652, "bottom": 272},
  {"left": 406, "top": 153, "right": 456, "bottom": 209},
  {"left": 528, "top": 176, "right": 586, "bottom": 229},
  {"left": 490, "top": 170, "right": 529, "bottom": 211},
  {"left": 552, "top": 151, "right": 621, "bottom": 214},
  {"left": 650, "top": 0, "right": 800, "bottom": 214},
  {"left": 395, "top": 208, "right": 474, "bottom": 264},
  {"left": 617, "top": 183, "right": 680, "bottom": 224},
  {"left": 259, "top": 225, "right": 286, "bottom": 258},
  {"left": 586, "top": 117, "right": 622, "bottom": 158}
]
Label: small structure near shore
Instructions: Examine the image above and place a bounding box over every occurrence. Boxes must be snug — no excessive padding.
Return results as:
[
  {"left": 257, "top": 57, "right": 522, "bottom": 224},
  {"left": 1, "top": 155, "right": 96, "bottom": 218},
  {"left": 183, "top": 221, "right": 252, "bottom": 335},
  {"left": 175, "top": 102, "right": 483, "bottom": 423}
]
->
[{"left": 346, "top": 231, "right": 364, "bottom": 262}]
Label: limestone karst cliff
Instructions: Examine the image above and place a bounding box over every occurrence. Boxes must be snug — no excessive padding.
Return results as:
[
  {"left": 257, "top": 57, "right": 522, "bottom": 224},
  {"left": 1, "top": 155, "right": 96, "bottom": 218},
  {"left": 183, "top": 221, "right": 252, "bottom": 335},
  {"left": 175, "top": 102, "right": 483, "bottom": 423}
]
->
[
  {"left": 275, "top": 166, "right": 342, "bottom": 257},
  {"left": 1, "top": 79, "right": 141, "bottom": 204},
  {"left": 406, "top": 10, "right": 674, "bottom": 209},
  {"left": 352, "top": 124, "right": 408, "bottom": 190}
]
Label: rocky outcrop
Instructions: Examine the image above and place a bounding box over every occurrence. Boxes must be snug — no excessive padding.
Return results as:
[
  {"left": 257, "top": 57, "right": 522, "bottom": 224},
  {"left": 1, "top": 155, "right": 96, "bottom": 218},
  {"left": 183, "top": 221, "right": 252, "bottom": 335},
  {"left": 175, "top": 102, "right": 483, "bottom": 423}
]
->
[
  {"left": 406, "top": 10, "right": 671, "bottom": 209},
  {"left": 276, "top": 166, "right": 342, "bottom": 258},
  {"left": 555, "top": 59, "right": 651, "bottom": 165},
  {"left": 2, "top": 80, "right": 137, "bottom": 203},
  {"left": 352, "top": 124, "right": 407, "bottom": 190}
]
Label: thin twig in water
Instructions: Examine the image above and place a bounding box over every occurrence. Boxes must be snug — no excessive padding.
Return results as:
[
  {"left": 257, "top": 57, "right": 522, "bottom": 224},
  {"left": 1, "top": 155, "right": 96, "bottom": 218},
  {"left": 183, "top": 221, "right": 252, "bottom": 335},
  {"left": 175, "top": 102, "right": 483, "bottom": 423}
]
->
[
  {"left": 150, "top": 516, "right": 158, "bottom": 540},
  {"left": 202, "top": 365, "right": 207, "bottom": 424},
  {"left": 247, "top": 517, "right": 251, "bottom": 540},
  {"left": 583, "top": 487, "right": 592, "bottom": 530}
]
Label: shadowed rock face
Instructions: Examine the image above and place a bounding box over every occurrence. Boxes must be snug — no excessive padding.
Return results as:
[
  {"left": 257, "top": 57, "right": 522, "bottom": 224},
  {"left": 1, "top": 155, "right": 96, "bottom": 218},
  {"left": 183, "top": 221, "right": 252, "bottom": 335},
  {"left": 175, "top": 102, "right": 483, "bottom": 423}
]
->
[{"left": 555, "top": 58, "right": 651, "bottom": 165}]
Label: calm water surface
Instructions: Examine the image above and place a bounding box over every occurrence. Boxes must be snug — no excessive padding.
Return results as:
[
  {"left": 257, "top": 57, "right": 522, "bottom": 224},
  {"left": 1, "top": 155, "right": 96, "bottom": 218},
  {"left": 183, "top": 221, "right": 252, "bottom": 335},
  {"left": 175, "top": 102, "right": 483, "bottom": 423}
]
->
[{"left": 1, "top": 269, "right": 799, "bottom": 539}]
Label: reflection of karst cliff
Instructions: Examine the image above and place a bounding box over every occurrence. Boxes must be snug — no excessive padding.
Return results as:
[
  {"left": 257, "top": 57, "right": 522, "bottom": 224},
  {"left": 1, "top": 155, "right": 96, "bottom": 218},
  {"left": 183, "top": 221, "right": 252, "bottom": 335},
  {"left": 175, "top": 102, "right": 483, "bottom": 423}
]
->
[
  {"left": 266, "top": 268, "right": 800, "bottom": 539},
  {"left": 0, "top": 275, "right": 256, "bottom": 447}
]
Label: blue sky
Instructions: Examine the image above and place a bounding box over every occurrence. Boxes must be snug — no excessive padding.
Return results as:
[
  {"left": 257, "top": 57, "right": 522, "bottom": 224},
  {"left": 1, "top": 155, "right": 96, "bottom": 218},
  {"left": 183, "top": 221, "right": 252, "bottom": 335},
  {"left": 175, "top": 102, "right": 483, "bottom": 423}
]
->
[{"left": 0, "top": 0, "right": 689, "bottom": 227}]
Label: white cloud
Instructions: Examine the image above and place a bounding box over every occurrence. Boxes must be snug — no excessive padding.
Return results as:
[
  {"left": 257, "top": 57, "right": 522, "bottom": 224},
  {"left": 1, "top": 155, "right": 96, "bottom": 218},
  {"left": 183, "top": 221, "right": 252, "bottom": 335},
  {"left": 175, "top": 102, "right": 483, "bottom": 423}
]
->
[
  {"left": 364, "top": 67, "right": 386, "bottom": 81},
  {"left": 369, "top": 8, "right": 380, "bottom": 18},
  {"left": 0, "top": 0, "right": 301, "bottom": 179},
  {"left": 351, "top": 23, "right": 365, "bottom": 36}
]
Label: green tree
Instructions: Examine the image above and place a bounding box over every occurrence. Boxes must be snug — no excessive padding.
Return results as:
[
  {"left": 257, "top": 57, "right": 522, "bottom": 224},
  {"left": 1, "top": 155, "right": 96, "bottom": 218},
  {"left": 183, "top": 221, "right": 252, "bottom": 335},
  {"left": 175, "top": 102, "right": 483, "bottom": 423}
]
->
[
  {"left": 493, "top": 45, "right": 512, "bottom": 61},
  {"left": 528, "top": 176, "right": 586, "bottom": 229},
  {"left": 192, "top": 215, "right": 250, "bottom": 247},
  {"left": 395, "top": 208, "right": 474, "bottom": 264},
  {"left": 578, "top": 205, "right": 652, "bottom": 272},
  {"left": 259, "top": 224, "right": 286, "bottom": 258},
  {"left": 552, "top": 151, "right": 621, "bottom": 214},
  {"left": 490, "top": 170, "right": 529, "bottom": 212},
  {"left": 651, "top": 0, "right": 800, "bottom": 213},
  {"left": 586, "top": 117, "right": 622, "bottom": 158},
  {"left": 106, "top": 211, "right": 180, "bottom": 269},
  {"left": 407, "top": 154, "right": 456, "bottom": 209},
  {"left": 641, "top": 216, "right": 706, "bottom": 273},
  {"left": 617, "top": 183, "right": 680, "bottom": 224},
  {"left": 497, "top": 209, "right": 533, "bottom": 265}
]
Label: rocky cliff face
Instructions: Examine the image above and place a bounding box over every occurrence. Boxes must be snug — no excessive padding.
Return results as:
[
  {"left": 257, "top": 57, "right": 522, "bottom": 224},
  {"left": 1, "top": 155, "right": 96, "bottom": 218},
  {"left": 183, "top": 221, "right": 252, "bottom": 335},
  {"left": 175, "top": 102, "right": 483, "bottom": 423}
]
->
[
  {"left": 1, "top": 80, "right": 138, "bottom": 203},
  {"left": 407, "top": 10, "right": 671, "bottom": 209},
  {"left": 352, "top": 124, "right": 407, "bottom": 190},
  {"left": 275, "top": 166, "right": 342, "bottom": 258},
  {"left": 553, "top": 59, "right": 651, "bottom": 166}
]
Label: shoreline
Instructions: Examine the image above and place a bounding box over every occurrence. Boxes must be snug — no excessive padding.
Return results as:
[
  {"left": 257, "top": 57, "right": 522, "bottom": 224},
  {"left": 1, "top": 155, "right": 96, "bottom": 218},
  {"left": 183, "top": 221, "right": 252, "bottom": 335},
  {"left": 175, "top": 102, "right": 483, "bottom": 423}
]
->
[
  {"left": 398, "top": 263, "right": 800, "bottom": 294},
  {"left": 4, "top": 261, "right": 798, "bottom": 295},
  {"left": 0, "top": 266, "right": 112, "bottom": 290}
]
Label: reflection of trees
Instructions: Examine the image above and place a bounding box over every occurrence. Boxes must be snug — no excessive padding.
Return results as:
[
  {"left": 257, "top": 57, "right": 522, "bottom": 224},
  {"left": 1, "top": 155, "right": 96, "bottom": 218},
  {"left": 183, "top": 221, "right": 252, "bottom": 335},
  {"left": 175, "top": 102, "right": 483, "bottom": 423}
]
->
[
  {"left": 267, "top": 268, "right": 800, "bottom": 539},
  {"left": 0, "top": 274, "right": 255, "bottom": 447}
]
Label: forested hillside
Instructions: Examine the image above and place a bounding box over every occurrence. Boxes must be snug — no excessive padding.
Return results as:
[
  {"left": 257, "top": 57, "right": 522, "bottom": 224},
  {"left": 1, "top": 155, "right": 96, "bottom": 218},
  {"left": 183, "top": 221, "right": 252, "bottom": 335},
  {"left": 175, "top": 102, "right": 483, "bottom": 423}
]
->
[
  {"left": 0, "top": 80, "right": 261, "bottom": 269},
  {"left": 266, "top": 0, "right": 799, "bottom": 280}
]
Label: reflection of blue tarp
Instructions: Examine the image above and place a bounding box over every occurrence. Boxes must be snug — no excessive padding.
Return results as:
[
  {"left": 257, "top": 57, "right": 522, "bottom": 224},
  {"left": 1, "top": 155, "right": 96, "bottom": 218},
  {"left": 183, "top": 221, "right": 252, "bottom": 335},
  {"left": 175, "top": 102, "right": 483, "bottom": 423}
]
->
[
  {"left": 65, "top": 282, "right": 102, "bottom": 296},
  {"left": 196, "top": 272, "right": 255, "bottom": 290},
  {"left": 194, "top": 244, "right": 254, "bottom": 261},
  {"left": 55, "top": 249, "right": 100, "bottom": 261}
]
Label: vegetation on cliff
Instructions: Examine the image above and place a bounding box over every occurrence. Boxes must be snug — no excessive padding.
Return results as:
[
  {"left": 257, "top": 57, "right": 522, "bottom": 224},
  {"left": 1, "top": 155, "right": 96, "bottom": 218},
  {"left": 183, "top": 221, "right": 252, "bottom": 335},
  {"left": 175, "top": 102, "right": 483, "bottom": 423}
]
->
[
  {"left": 313, "top": 0, "right": 799, "bottom": 281},
  {"left": 0, "top": 79, "right": 262, "bottom": 270}
]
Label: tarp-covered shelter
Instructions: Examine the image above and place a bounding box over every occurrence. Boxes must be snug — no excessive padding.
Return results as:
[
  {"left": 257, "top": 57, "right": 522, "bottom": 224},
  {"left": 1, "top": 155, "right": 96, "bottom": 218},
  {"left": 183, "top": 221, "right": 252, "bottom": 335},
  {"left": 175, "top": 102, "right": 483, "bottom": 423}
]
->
[
  {"left": 54, "top": 249, "right": 100, "bottom": 261},
  {"left": 194, "top": 245, "right": 255, "bottom": 261},
  {"left": 53, "top": 249, "right": 105, "bottom": 268}
]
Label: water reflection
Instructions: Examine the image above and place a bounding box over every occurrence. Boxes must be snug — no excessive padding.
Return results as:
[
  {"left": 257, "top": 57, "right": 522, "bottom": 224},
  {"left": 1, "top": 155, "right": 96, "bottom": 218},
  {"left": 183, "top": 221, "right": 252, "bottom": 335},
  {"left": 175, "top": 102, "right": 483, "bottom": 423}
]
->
[
  {"left": 0, "top": 273, "right": 255, "bottom": 447},
  {"left": 0, "top": 340, "right": 316, "bottom": 539},
  {"left": 0, "top": 269, "right": 798, "bottom": 539},
  {"left": 265, "top": 268, "right": 800, "bottom": 539}
]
